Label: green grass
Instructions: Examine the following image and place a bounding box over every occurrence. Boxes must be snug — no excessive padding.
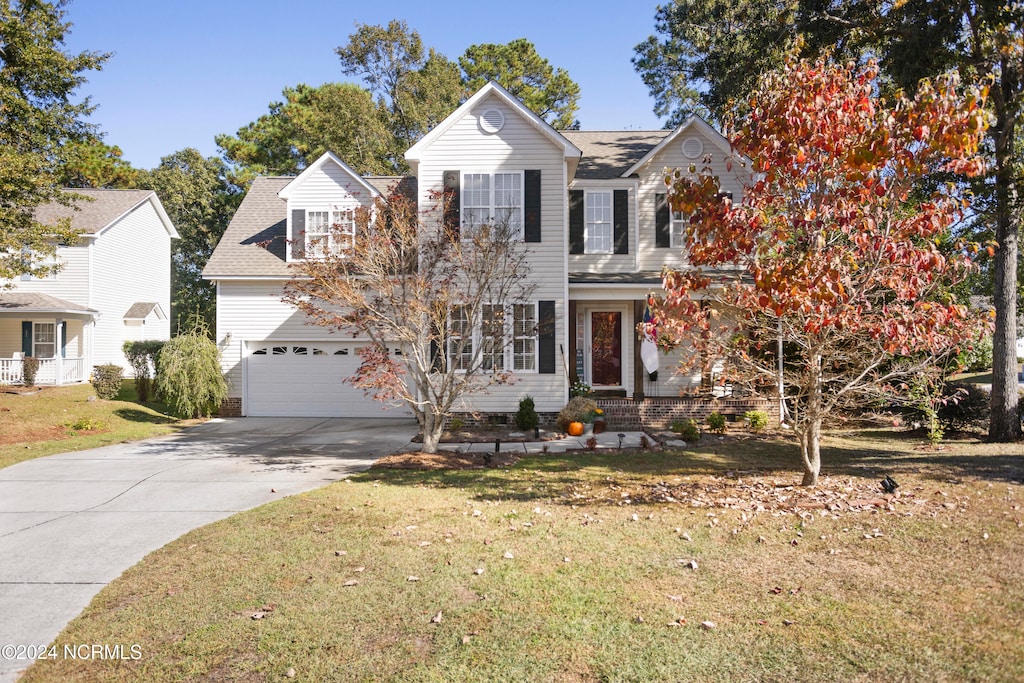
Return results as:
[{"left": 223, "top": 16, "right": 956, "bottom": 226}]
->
[
  {"left": 0, "top": 380, "right": 194, "bottom": 469},
  {"left": 21, "top": 429, "right": 1024, "bottom": 682}
]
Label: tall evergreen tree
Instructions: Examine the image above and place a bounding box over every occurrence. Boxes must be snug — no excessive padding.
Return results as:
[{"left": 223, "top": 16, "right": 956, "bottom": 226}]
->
[{"left": 0, "top": 0, "right": 108, "bottom": 283}]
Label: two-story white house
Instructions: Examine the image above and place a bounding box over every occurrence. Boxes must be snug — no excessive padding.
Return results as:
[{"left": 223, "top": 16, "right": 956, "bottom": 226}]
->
[
  {"left": 204, "top": 82, "right": 777, "bottom": 426},
  {"left": 0, "top": 189, "right": 178, "bottom": 385}
]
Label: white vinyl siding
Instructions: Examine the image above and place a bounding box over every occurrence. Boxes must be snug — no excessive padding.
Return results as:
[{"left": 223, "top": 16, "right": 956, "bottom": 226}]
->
[
  {"left": 89, "top": 200, "right": 172, "bottom": 368},
  {"left": 286, "top": 160, "right": 374, "bottom": 262},
  {"left": 413, "top": 93, "right": 568, "bottom": 413},
  {"left": 584, "top": 191, "right": 612, "bottom": 254},
  {"left": 636, "top": 127, "right": 749, "bottom": 271}
]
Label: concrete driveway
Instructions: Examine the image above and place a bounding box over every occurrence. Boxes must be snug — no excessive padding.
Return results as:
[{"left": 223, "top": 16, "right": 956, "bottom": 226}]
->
[{"left": 0, "top": 417, "right": 416, "bottom": 682}]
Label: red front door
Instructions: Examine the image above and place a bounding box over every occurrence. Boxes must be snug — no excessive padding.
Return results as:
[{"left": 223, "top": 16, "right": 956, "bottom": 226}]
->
[{"left": 591, "top": 312, "right": 622, "bottom": 386}]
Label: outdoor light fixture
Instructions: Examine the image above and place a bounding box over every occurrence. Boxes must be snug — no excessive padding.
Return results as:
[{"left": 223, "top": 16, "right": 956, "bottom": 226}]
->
[
  {"left": 880, "top": 475, "right": 899, "bottom": 494},
  {"left": 617, "top": 433, "right": 626, "bottom": 449}
]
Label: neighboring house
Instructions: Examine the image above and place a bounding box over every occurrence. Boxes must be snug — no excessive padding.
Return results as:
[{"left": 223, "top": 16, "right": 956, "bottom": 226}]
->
[
  {"left": 0, "top": 189, "right": 179, "bottom": 386},
  {"left": 204, "top": 81, "right": 776, "bottom": 425}
]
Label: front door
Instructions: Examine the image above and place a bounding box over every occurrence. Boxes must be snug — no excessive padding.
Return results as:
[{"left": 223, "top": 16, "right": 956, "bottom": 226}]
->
[{"left": 590, "top": 311, "right": 622, "bottom": 386}]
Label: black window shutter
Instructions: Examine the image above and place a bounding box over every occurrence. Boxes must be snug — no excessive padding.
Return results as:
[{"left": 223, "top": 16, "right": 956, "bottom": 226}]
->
[
  {"left": 613, "top": 189, "right": 628, "bottom": 254},
  {"left": 430, "top": 339, "right": 443, "bottom": 373},
  {"left": 538, "top": 300, "right": 556, "bottom": 374},
  {"left": 569, "top": 190, "right": 584, "bottom": 254},
  {"left": 60, "top": 321, "right": 66, "bottom": 358},
  {"left": 22, "top": 321, "right": 32, "bottom": 356},
  {"left": 524, "top": 170, "right": 541, "bottom": 242},
  {"left": 655, "top": 193, "right": 670, "bottom": 248},
  {"left": 443, "top": 170, "right": 460, "bottom": 240},
  {"left": 291, "top": 209, "right": 305, "bottom": 259}
]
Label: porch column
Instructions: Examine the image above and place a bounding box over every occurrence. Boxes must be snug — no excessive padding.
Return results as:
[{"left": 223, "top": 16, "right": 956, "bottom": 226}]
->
[
  {"left": 55, "top": 316, "right": 64, "bottom": 386},
  {"left": 568, "top": 301, "right": 577, "bottom": 384},
  {"left": 633, "top": 300, "right": 645, "bottom": 400}
]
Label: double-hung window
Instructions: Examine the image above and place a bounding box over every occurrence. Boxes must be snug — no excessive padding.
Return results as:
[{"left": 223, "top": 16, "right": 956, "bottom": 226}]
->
[
  {"left": 584, "top": 191, "right": 612, "bottom": 254},
  {"left": 33, "top": 322, "right": 56, "bottom": 359},
  {"left": 448, "top": 303, "right": 537, "bottom": 373},
  {"left": 305, "top": 208, "right": 356, "bottom": 258},
  {"left": 462, "top": 172, "right": 523, "bottom": 237},
  {"left": 670, "top": 211, "right": 688, "bottom": 248}
]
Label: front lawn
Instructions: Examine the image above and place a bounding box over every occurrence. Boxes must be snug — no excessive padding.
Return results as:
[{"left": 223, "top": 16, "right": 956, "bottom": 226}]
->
[
  {"left": 0, "top": 382, "right": 194, "bottom": 470},
  {"left": 22, "top": 429, "right": 1024, "bottom": 682}
]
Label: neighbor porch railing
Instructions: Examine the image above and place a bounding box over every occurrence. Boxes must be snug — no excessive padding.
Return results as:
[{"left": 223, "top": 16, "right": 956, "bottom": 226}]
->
[{"left": 0, "top": 357, "right": 86, "bottom": 385}]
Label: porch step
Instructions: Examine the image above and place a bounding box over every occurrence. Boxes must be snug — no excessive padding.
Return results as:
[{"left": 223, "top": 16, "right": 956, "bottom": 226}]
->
[{"left": 595, "top": 399, "right": 643, "bottom": 429}]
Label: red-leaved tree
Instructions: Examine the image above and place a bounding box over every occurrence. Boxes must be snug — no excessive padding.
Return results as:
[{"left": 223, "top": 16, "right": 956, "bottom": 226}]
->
[{"left": 654, "top": 58, "right": 991, "bottom": 486}]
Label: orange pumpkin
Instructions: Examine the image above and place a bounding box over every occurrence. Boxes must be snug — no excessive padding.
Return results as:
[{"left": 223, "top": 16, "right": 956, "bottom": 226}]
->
[{"left": 567, "top": 421, "right": 585, "bottom": 436}]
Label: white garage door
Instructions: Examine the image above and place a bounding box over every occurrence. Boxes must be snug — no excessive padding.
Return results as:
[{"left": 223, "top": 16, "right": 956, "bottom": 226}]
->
[{"left": 245, "top": 341, "right": 412, "bottom": 418}]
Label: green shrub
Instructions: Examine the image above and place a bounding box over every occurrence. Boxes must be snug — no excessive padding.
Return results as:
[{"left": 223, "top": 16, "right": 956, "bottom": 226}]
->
[
  {"left": 65, "top": 417, "right": 105, "bottom": 432},
  {"left": 515, "top": 396, "right": 539, "bottom": 432},
  {"left": 123, "top": 340, "right": 165, "bottom": 402},
  {"left": 557, "top": 396, "right": 599, "bottom": 432},
  {"left": 957, "top": 335, "right": 993, "bottom": 373},
  {"left": 671, "top": 418, "right": 700, "bottom": 442},
  {"left": 448, "top": 417, "right": 465, "bottom": 431},
  {"left": 745, "top": 410, "right": 769, "bottom": 432},
  {"left": 91, "top": 364, "right": 124, "bottom": 399},
  {"left": 21, "top": 356, "right": 39, "bottom": 386},
  {"left": 158, "top": 318, "right": 228, "bottom": 418},
  {"left": 936, "top": 381, "right": 990, "bottom": 432},
  {"left": 707, "top": 411, "right": 727, "bottom": 434}
]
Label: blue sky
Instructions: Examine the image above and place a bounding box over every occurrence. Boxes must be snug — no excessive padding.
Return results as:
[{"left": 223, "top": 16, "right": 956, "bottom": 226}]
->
[{"left": 62, "top": 0, "right": 667, "bottom": 169}]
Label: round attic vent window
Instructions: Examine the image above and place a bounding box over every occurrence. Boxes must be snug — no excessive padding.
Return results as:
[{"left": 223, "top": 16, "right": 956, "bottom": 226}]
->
[
  {"left": 479, "top": 108, "right": 505, "bottom": 134},
  {"left": 681, "top": 136, "right": 704, "bottom": 159}
]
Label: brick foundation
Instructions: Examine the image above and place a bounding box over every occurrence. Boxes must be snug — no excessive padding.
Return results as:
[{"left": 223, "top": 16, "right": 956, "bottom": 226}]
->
[
  {"left": 446, "top": 412, "right": 561, "bottom": 430},
  {"left": 596, "top": 396, "right": 779, "bottom": 431},
  {"left": 217, "top": 397, "right": 242, "bottom": 417}
]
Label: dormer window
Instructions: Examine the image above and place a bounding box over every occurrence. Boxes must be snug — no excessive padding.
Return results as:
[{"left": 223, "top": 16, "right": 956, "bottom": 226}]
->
[{"left": 305, "top": 208, "right": 355, "bottom": 258}]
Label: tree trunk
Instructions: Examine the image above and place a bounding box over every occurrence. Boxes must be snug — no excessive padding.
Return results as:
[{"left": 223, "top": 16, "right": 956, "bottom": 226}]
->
[
  {"left": 800, "top": 419, "right": 822, "bottom": 487},
  {"left": 800, "top": 350, "right": 824, "bottom": 486},
  {"left": 988, "top": 54, "right": 1022, "bottom": 442},
  {"left": 419, "top": 409, "right": 444, "bottom": 454}
]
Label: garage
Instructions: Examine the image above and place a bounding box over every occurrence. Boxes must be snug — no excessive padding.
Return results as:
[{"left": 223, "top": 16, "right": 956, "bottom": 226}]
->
[{"left": 244, "top": 341, "right": 413, "bottom": 418}]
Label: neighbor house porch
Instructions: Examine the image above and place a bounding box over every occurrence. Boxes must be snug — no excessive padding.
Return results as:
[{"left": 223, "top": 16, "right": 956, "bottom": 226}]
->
[{"left": 0, "top": 293, "right": 97, "bottom": 385}]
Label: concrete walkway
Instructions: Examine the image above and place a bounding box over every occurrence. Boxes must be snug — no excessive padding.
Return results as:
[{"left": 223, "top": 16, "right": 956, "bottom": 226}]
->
[
  {"left": 0, "top": 417, "right": 417, "bottom": 683},
  {"left": 436, "top": 430, "right": 652, "bottom": 453}
]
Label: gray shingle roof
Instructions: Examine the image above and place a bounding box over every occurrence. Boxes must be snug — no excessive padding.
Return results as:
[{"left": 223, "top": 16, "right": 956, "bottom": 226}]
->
[
  {"left": 34, "top": 189, "right": 158, "bottom": 234},
  {"left": 560, "top": 130, "right": 672, "bottom": 179},
  {"left": 203, "top": 176, "right": 416, "bottom": 279},
  {"left": 123, "top": 302, "right": 162, "bottom": 320},
  {"left": 0, "top": 292, "right": 98, "bottom": 314}
]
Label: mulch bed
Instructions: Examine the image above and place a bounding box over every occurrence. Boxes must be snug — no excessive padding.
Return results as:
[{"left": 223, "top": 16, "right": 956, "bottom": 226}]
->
[{"left": 372, "top": 451, "right": 522, "bottom": 470}]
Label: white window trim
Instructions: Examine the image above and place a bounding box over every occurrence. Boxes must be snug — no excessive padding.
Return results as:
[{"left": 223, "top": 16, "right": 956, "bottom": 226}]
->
[
  {"left": 584, "top": 190, "right": 613, "bottom": 255},
  {"left": 461, "top": 171, "right": 524, "bottom": 240},
  {"left": 670, "top": 210, "right": 688, "bottom": 249},
  {"left": 303, "top": 206, "right": 357, "bottom": 259},
  {"left": 448, "top": 302, "right": 538, "bottom": 374},
  {"left": 33, "top": 321, "right": 56, "bottom": 359}
]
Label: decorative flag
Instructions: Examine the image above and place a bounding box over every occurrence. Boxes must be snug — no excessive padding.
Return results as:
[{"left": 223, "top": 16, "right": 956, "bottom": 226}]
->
[{"left": 641, "top": 296, "right": 659, "bottom": 375}]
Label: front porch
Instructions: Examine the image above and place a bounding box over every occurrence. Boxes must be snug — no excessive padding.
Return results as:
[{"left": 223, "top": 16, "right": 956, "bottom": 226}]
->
[
  {"left": 0, "top": 355, "right": 88, "bottom": 385},
  {"left": 0, "top": 293, "right": 97, "bottom": 386}
]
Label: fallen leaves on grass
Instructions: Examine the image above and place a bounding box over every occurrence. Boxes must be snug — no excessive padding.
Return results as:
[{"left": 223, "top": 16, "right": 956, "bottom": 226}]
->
[{"left": 372, "top": 451, "right": 520, "bottom": 470}]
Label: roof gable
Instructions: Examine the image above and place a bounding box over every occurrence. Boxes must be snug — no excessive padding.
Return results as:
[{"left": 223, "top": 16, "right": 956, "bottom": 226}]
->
[
  {"left": 35, "top": 189, "right": 179, "bottom": 239},
  {"left": 278, "top": 152, "right": 382, "bottom": 200},
  {"left": 622, "top": 116, "right": 740, "bottom": 177},
  {"left": 405, "top": 81, "right": 581, "bottom": 167}
]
